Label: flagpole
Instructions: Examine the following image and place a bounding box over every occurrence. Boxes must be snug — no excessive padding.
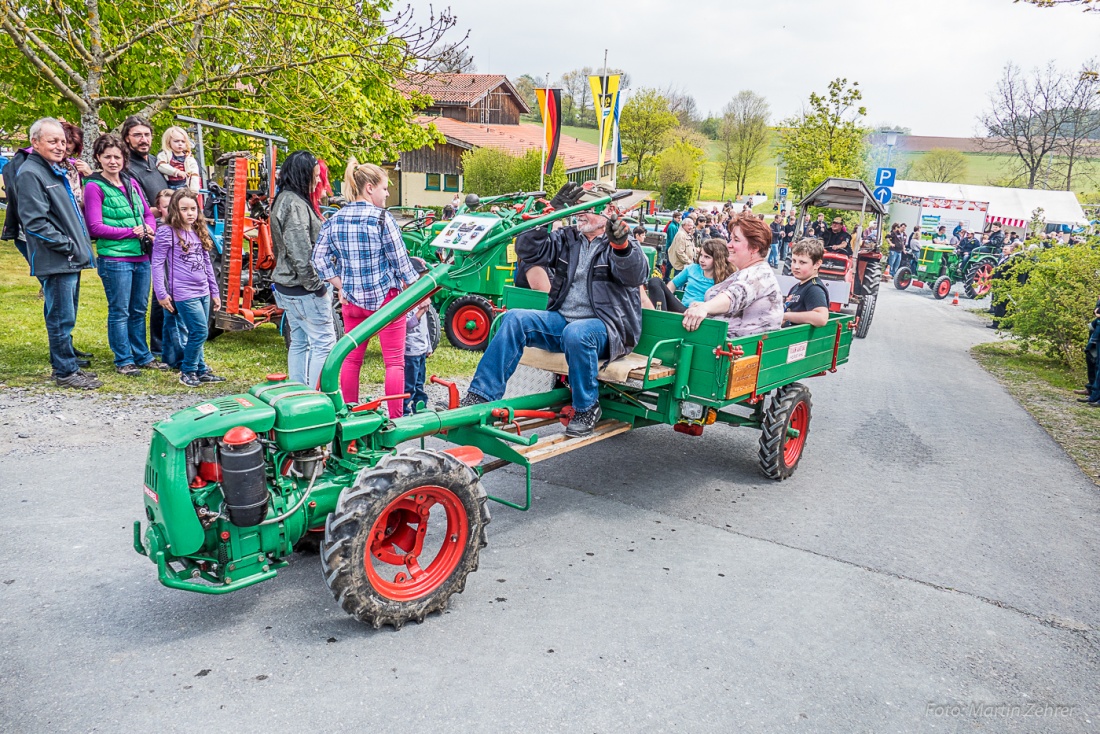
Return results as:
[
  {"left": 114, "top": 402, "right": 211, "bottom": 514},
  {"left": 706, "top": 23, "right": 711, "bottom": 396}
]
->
[{"left": 540, "top": 72, "right": 549, "bottom": 192}]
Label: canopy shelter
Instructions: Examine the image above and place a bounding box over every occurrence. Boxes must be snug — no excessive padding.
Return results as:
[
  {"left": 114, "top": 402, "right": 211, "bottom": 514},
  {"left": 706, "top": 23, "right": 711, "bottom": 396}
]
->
[
  {"left": 892, "top": 180, "right": 1087, "bottom": 227},
  {"left": 797, "top": 177, "right": 887, "bottom": 216}
]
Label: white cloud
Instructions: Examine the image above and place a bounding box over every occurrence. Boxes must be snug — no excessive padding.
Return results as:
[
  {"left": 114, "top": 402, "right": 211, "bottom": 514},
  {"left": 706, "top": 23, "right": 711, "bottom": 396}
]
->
[{"left": 411, "top": 0, "right": 1099, "bottom": 136}]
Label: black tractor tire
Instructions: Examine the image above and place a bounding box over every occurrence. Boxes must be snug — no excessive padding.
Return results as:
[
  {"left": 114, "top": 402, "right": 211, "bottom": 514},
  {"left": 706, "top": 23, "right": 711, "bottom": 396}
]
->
[
  {"left": 932, "top": 276, "right": 952, "bottom": 300},
  {"left": 893, "top": 266, "right": 913, "bottom": 291},
  {"left": 282, "top": 297, "right": 346, "bottom": 353},
  {"left": 424, "top": 303, "right": 442, "bottom": 353},
  {"left": 758, "top": 383, "right": 813, "bottom": 481},
  {"left": 861, "top": 260, "right": 882, "bottom": 296},
  {"left": 444, "top": 295, "right": 494, "bottom": 351},
  {"left": 854, "top": 293, "right": 876, "bottom": 339},
  {"left": 321, "top": 449, "right": 490, "bottom": 629},
  {"left": 964, "top": 260, "right": 995, "bottom": 299},
  {"left": 206, "top": 259, "right": 225, "bottom": 342}
]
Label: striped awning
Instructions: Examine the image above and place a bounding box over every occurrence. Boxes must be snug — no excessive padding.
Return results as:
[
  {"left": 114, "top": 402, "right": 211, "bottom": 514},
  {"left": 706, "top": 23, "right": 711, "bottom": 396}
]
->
[{"left": 988, "top": 214, "right": 1027, "bottom": 228}]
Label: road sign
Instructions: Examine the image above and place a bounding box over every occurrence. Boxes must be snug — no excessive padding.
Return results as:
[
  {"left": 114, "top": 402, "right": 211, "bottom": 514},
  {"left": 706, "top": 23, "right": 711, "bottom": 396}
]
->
[
  {"left": 778, "top": 187, "right": 788, "bottom": 198},
  {"left": 875, "top": 168, "right": 896, "bottom": 188},
  {"left": 873, "top": 186, "right": 893, "bottom": 205}
]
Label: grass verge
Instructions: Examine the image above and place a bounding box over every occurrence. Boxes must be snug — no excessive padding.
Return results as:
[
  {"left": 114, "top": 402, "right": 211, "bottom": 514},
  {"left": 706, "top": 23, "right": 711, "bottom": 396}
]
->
[
  {"left": 0, "top": 244, "right": 480, "bottom": 396},
  {"left": 972, "top": 342, "right": 1100, "bottom": 485}
]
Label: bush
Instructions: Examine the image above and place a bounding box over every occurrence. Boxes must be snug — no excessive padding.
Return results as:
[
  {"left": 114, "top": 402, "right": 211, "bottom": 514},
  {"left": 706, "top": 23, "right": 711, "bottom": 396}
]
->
[
  {"left": 998, "top": 241, "right": 1100, "bottom": 366},
  {"left": 461, "top": 147, "right": 566, "bottom": 198},
  {"left": 665, "top": 183, "right": 692, "bottom": 210}
]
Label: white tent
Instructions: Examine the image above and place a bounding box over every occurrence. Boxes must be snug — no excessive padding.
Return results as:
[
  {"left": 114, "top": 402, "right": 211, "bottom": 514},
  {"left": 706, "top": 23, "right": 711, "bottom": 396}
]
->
[{"left": 892, "top": 180, "right": 1087, "bottom": 227}]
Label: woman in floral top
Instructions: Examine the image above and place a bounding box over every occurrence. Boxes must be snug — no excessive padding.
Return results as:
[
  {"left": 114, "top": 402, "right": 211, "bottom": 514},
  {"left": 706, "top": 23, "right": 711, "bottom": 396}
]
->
[{"left": 682, "top": 214, "right": 783, "bottom": 338}]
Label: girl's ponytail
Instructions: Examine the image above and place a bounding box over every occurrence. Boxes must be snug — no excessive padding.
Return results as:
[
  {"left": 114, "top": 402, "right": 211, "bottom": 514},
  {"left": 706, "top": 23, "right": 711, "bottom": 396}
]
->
[{"left": 343, "top": 156, "right": 386, "bottom": 201}]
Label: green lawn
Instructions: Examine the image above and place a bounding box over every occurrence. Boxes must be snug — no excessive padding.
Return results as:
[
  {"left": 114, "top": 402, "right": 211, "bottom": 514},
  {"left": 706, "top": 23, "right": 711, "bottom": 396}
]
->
[
  {"left": 0, "top": 241, "right": 479, "bottom": 395},
  {"left": 972, "top": 342, "right": 1099, "bottom": 484}
]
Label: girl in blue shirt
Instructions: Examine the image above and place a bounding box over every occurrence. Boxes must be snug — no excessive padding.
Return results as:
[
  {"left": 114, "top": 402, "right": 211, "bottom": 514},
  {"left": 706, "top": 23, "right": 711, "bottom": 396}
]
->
[{"left": 643, "top": 238, "right": 731, "bottom": 313}]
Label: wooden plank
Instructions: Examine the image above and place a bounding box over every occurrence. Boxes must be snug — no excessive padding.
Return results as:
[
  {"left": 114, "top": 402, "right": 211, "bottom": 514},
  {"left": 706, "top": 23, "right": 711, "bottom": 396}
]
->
[
  {"left": 517, "top": 420, "right": 632, "bottom": 464},
  {"left": 628, "top": 364, "right": 676, "bottom": 380}
]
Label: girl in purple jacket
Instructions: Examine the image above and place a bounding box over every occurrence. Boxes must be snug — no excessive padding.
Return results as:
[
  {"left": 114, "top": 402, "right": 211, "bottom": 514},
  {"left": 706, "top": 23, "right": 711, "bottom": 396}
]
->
[{"left": 151, "top": 189, "right": 224, "bottom": 387}]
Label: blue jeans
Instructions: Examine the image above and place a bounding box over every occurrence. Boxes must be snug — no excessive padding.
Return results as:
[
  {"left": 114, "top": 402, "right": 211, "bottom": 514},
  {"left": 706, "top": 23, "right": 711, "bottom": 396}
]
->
[
  {"left": 403, "top": 353, "right": 428, "bottom": 414},
  {"left": 275, "top": 289, "right": 337, "bottom": 388},
  {"left": 164, "top": 297, "right": 210, "bottom": 375},
  {"left": 42, "top": 272, "right": 81, "bottom": 377},
  {"left": 469, "top": 309, "right": 609, "bottom": 412},
  {"left": 887, "top": 250, "right": 902, "bottom": 274},
  {"left": 97, "top": 259, "right": 152, "bottom": 368},
  {"left": 768, "top": 243, "right": 779, "bottom": 267}
]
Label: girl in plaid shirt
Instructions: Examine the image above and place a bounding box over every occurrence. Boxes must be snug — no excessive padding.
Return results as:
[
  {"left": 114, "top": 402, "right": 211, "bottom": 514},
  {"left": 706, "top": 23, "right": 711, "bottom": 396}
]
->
[{"left": 311, "top": 159, "right": 420, "bottom": 416}]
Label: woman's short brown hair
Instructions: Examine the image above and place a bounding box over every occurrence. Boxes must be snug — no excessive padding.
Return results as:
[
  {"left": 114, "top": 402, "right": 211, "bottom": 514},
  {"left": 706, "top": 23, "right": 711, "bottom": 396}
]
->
[
  {"left": 729, "top": 213, "right": 772, "bottom": 257},
  {"left": 60, "top": 120, "right": 83, "bottom": 157},
  {"left": 92, "top": 133, "right": 128, "bottom": 166}
]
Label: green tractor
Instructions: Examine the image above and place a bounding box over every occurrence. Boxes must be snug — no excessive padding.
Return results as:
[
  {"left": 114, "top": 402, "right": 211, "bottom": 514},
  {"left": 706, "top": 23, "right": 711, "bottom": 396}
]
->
[
  {"left": 893, "top": 241, "right": 1001, "bottom": 300},
  {"left": 133, "top": 191, "right": 856, "bottom": 629}
]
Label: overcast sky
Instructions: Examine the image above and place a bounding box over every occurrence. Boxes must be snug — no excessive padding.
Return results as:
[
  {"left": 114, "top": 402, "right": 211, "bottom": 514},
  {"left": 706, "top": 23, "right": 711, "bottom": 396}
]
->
[{"left": 409, "top": 0, "right": 1097, "bottom": 137}]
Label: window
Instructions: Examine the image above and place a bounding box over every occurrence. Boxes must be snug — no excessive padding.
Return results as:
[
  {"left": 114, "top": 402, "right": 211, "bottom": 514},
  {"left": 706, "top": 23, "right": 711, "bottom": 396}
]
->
[
  {"left": 443, "top": 174, "right": 460, "bottom": 192},
  {"left": 425, "top": 173, "right": 441, "bottom": 191}
]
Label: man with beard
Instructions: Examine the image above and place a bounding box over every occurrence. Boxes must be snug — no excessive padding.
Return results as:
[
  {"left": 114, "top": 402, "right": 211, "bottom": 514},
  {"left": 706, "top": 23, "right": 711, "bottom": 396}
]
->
[
  {"left": 121, "top": 116, "right": 170, "bottom": 355},
  {"left": 460, "top": 183, "right": 650, "bottom": 437}
]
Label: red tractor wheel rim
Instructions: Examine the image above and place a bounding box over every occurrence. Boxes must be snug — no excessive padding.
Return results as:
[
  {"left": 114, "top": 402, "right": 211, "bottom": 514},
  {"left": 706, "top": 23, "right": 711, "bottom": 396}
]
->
[
  {"left": 937, "top": 279, "right": 951, "bottom": 297},
  {"left": 783, "top": 401, "right": 809, "bottom": 466},
  {"left": 899, "top": 275, "right": 911, "bottom": 288},
  {"left": 364, "top": 485, "right": 468, "bottom": 602},
  {"left": 972, "top": 265, "right": 993, "bottom": 296},
  {"left": 453, "top": 305, "right": 489, "bottom": 345}
]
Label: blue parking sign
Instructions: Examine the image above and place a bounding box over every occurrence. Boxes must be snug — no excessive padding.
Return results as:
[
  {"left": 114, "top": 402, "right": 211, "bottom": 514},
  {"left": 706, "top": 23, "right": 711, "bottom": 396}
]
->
[
  {"left": 875, "top": 168, "right": 896, "bottom": 188},
  {"left": 778, "top": 187, "right": 788, "bottom": 198}
]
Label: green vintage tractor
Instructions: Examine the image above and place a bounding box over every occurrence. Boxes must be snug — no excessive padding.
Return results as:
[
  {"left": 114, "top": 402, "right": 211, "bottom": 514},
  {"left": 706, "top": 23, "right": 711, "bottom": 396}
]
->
[
  {"left": 893, "top": 241, "right": 1002, "bottom": 299},
  {"left": 133, "top": 191, "right": 856, "bottom": 629}
]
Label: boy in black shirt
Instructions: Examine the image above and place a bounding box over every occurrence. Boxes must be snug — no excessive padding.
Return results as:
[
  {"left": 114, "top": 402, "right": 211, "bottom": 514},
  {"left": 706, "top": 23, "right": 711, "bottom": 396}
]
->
[{"left": 784, "top": 238, "right": 830, "bottom": 327}]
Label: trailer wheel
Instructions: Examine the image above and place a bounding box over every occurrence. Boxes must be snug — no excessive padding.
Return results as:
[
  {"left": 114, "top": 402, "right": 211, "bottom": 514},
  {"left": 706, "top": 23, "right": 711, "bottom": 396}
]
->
[
  {"left": 964, "top": 261, "right": 995, "bottom": 299},
  {"left": 321, "top": 449, "right": 490, "bottom": 628},
  {"left": 758, "top": 383, "right": 812, "bottom": 481},
  {"left": 893, "top": 267, "right": 913, "bottom": 290},
  {"left": 932, "top": 276, "right": 952, "bottom": 300},
  {"left": 444, "top": 295, "right": 494, "bottom": 351}
]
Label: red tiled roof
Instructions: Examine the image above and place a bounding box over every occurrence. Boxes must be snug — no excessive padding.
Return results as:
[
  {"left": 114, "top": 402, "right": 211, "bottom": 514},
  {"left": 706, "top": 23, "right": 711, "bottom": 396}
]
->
[
  {"left": 396, "top": 73, "right": 529, "bottom": 113},
  {"left": 416, "top": 116, "right": 611, "bottom": 172}
]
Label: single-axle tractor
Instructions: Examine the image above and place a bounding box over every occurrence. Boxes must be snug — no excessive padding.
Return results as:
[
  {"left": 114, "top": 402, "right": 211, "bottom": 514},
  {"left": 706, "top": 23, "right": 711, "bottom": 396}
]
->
[
  {"left": 893, "top": 241, "right": 1001, "bottom": 299},
  {"left": 134, "top": 191, "right": 855, "bottom": 628}
]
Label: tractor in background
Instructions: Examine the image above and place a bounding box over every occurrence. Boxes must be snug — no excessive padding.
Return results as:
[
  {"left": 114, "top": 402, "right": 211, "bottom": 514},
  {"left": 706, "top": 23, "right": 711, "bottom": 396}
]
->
[{"left": 893, "top": 241, "right": 1002, "bottom": 299}]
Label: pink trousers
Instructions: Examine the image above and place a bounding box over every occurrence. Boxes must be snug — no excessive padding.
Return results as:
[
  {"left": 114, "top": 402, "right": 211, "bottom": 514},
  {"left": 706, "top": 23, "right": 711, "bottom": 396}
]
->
[{"left": 339, "top": 290, "right": 406, "bottom": 418}]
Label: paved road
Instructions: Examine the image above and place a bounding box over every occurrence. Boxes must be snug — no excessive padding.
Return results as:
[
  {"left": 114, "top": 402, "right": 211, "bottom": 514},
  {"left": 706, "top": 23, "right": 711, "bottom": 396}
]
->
[{"left": 2, "top": 287, "right": 1098, "bottom": 733}]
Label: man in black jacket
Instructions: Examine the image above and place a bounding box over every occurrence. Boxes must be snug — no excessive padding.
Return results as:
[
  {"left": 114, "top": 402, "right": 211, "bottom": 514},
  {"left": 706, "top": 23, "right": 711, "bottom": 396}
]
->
[
  {"left": 16, "top": 118, "right": 100, "bottom": 389},
  {"left": 121, "top": 115, "right": 170, "bottom": 354},
  {"left": 462, "top": 183, "right": 650, "bottom": 437}
]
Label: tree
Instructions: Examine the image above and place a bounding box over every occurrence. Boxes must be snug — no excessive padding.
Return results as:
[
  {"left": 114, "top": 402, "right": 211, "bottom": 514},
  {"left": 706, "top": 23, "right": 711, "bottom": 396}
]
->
[
  {"left": 662, "top": 85, "right": 699, "bottom": 128},
  {"left": 978, "top": 62, "right": 1075, "bottom": 189},
  {"left": 461, "top": 147, "right": 565, "bottom": 197},
  {"left": 910, "top": 148, "right": 969, "bottom": 182},
  {"left": 437, "top": 48, "right": 476, "bottom": 73},
  {"left": 718, "top": 91, "right": 770, "bottom": 199},
  {"left": 1054, "top": 63, "right": 1100, "bottom": 189},
  {"left": 558, "top": 67, "right": 594, "bottom": 127},
  {"left": 776, "top": 78, "right": 869, "bottom": 197},
  {"left": 656, "top": 139, "right": 705, "bottom": 206},
  {"left": 0, "top": 0, "right": 456, "bottom": 161},
  {"left": 619, "top": 89, "right": 678, "bottom": 184},
  {"left": 512, "top": 74, "right": 546, "bottom": 121}
]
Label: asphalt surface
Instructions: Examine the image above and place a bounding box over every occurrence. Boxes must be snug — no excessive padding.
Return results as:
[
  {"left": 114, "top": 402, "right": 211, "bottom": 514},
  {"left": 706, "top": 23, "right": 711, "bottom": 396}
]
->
[{"left": 2, "top": 286, "right": 1098, "bottom": 733}]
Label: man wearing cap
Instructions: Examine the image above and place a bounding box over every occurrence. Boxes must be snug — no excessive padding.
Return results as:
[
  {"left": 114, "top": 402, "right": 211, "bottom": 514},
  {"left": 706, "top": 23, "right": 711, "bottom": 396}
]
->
[
  {"left": 822, "top": 217, "right": 852, "bottom": 256},
  {"left": 461, "top": 182, "right": 650, "bottom": 437}
]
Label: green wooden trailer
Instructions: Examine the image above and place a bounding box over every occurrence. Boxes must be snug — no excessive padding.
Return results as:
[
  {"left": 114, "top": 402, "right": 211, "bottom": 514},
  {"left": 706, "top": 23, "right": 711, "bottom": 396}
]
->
[{"left": 134, "top": 192, "right": 855, "bottom": 629}]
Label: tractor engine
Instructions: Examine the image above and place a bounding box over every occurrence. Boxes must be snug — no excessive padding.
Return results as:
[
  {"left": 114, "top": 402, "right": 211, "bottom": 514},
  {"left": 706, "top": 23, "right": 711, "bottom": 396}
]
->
[{"left": 135, "top": 375, "right": 341, "bottom": 592}]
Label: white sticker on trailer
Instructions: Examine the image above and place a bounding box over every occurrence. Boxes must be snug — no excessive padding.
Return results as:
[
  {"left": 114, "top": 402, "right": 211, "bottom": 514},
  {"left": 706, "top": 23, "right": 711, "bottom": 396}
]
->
[
  {"left": 787, "top": 342, "right": 808, "bottom": 363},
  {"left": 196, "top": 403, "right": 217, "bottom": 415}
]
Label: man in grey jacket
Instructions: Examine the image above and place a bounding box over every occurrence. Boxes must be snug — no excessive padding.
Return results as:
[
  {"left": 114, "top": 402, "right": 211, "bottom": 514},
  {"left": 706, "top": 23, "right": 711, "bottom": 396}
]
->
[
  {"left": 17, "top": 118, "right": 100, "bottom": 389},
  {"left": 462, "top": 183, "right": 650, "bottom": 437}
]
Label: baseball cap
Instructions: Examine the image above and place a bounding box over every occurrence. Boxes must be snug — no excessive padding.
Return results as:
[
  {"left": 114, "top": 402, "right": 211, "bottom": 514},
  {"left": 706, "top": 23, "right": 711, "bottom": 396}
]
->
[{"left": 832, "top": 217, "right": 843, "bottom": 224}]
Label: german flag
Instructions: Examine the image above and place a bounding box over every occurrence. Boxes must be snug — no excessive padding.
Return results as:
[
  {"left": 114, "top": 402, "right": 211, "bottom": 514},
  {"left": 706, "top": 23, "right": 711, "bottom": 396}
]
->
[{"left": 536, "top": 88, "right": 562, "bottom": 176}]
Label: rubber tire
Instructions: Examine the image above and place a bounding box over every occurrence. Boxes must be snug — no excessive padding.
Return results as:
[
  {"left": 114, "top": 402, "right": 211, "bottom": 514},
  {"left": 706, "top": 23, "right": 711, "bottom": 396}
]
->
[
  {"left": 444, "top": 295, "right": 494, "bottom": 351},
  {"left": 282, "top": 297, "right": 345, "bottom": 352},
  {"left": 932, "top": 276, "right": 952, "bottom": 300},
  {"left": 861, "top": 260, "right": 882, "bottom": 296},
  {"left": 320, "top": 449, "right": 490, "bottom": 628},
  {"left": 424, "top": 303, "right": 442, "bottom": 353},
  {"left": 893, "top": 266, "right": 913, "bottom": 291},
  {"left": 206, "top": 258, "right": 224, "bottom": 342},
  {"left": 758, "top": 383, "right": 813, "bottom": 481},
  {"left": 964, "top": 260, "right": 995, "bottom": 299},
  {"left": 854, "top": 293, "right": 876, "bottom": 339}
]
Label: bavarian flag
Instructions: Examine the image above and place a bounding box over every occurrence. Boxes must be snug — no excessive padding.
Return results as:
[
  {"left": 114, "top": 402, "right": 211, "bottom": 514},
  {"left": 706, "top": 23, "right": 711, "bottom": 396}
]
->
[
  {"left": 536, "top": 88, "right": 562, "bottom": 177},
  {"left": 588, "top": 74, "right": 621, "bottom": 175}
]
